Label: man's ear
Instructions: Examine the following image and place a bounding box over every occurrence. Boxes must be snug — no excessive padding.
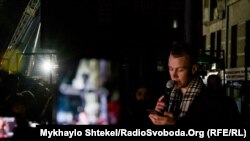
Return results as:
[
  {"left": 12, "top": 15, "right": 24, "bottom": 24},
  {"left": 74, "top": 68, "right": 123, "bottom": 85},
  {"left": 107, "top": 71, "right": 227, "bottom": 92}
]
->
[{"left": 192, "top": 64, "right": 198, "bottom": 75}]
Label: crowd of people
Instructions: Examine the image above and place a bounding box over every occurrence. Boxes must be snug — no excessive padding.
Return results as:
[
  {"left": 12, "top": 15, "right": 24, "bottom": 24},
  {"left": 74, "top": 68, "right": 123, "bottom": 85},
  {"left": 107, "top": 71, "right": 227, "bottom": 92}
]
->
[
  {"left": 0, "top": 70, "right": 54, "bottom": 128},
  {"left": 0, "top": 42, "right": 246, "bottom": 130}
]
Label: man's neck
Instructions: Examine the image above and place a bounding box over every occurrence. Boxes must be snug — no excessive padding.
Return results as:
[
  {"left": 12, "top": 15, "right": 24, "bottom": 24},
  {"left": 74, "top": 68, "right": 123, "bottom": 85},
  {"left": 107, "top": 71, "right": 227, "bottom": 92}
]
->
[
  {"left": 181, "top": 87, "right": 188, "bottom": 95},
  {"left": 181, "top": 79, "right": 193, "bottom": 94},
  {"left": 181, "top": 75, "right": 197, "bottom": 94}
]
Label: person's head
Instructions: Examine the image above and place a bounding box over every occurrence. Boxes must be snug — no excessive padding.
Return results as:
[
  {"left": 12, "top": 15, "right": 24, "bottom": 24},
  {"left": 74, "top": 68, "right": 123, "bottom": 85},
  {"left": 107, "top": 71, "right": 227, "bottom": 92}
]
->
[
  {"left": 207, "top": 74, "right": 222, "bottom": 92},
  {"left": 135, "top": 86, "right": 149, "bottom": 102},
  {"left": 168, "top": 42, "right": 198, "bottom": 89},
  {"left": 133, "top": 81, "right": 150, "bottom": 103}
]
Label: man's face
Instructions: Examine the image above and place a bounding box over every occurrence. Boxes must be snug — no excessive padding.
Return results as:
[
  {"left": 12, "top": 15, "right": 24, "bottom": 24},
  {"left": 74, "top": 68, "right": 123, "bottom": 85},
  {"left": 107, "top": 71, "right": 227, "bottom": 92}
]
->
[
  {"left": 135, "top": 87, "right": 149, "bottom": 102},
  {"left": 168, "top": 54, "right": 193, "bottom": 89}
]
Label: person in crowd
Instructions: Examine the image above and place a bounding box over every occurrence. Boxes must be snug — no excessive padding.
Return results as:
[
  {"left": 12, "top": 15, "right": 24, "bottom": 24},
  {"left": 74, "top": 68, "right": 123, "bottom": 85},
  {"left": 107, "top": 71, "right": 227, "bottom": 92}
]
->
[
  {"left": 207, "top": 74, "right": 241, "bottom": 124},
  {"left": 148, "top": 42, "right": 238, "bottom": 126},
  {"left": 126, "top": 81, "right": 154, "bottom": 126}
]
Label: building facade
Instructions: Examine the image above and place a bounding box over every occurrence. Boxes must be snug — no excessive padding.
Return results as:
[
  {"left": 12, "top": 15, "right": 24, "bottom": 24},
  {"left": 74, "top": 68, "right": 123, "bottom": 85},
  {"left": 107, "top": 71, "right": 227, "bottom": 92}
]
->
[{"left": 202, "top": 0, "right": 250, "bottom": 118}]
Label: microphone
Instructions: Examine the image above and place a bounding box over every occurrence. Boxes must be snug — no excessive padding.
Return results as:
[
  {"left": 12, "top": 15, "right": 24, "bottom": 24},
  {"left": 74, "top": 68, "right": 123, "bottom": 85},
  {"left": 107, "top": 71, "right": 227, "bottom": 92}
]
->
[
  {"left": 166, "top": 80, "right": 175, "bottom": 89},
  {"left": 163, "top": 80, "right": 175, "bottom": 104},
  {"left": 147, "top": 80, "right": 175, "bottom": 116}
]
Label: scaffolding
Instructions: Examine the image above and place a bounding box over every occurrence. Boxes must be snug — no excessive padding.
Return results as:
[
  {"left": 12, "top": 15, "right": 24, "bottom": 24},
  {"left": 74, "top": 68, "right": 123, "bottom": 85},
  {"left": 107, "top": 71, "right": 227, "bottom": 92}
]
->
[
  {"left": 7, "top": 0, "right": 40, "bottom": 50},
  {"left": 1, "top": 0, "right": 41, "bottom": 74}
]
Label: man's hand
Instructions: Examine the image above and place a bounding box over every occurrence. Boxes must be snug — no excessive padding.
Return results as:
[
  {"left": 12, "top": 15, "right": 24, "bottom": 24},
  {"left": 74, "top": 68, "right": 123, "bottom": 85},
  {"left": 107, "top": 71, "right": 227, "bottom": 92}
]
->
[
  {"left": 149, "top": 95, "right": 176, "bottom": 125},
  {"left": 148, "top": 112, "right": 176, "bottom": 125},
  {"left": 154, "top": 95, "right": 167, "bottom": 113}
]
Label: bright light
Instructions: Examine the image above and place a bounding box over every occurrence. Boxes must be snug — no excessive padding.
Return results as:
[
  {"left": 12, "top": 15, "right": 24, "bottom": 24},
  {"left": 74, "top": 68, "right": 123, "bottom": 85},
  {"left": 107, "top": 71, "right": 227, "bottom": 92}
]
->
[
  {"left": 211, "top": 63, "right": 216, "bottom": 70},
  {"left": 42, "top": 60, "right": 54, "bottom": 72},
  {"left": 172, "top": 20, "right": 178, "bottom": 29}
]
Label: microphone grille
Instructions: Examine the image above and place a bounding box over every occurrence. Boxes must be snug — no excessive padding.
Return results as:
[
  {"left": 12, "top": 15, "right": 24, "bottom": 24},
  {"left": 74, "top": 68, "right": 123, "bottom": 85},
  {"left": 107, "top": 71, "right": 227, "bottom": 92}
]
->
[{"left": 166, "top": 80, "right": 175, "bottom": 89}]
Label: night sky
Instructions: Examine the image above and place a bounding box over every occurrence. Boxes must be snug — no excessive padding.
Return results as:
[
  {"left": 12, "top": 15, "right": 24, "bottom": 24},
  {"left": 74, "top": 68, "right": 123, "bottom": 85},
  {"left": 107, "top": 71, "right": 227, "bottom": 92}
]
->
[
  {"left": 0, "top": 0, "right": 187, "bottom": 81},
  {"left": 0, "top": 0, "right": 186, "bottom": 61},
  {"left": 0, "top": 0, "right": 194, "bottom": 62},
  {"left": 41, "top": 0, "right": 185, "bottom": 61}
]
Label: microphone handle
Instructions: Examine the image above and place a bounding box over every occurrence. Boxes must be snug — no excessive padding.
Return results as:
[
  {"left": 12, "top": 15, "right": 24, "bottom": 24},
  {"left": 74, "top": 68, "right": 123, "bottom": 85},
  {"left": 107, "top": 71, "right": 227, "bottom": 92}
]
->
[
  {"left": 163, "top": 88, "right": 172, "bottom": 112},
  {"left": 165, "top": 88, "right": 172, "bottom": 100}
]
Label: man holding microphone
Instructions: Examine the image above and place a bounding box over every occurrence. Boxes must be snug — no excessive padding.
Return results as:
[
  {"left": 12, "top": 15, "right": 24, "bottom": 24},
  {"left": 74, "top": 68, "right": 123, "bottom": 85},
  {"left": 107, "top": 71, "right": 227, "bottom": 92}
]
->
[{"left": 149, "top": 42, "right": 234, "bottom": 126}]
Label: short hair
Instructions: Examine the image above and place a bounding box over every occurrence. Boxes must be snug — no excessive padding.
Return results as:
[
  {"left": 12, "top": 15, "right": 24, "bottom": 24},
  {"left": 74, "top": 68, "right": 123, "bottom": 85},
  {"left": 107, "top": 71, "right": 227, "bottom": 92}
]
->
[
  {"left": 207, "top": 74, "right": 222, "bottom": 86},
  {"left": 170, "top": 42, "right": 198, "bottom": 65}
]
